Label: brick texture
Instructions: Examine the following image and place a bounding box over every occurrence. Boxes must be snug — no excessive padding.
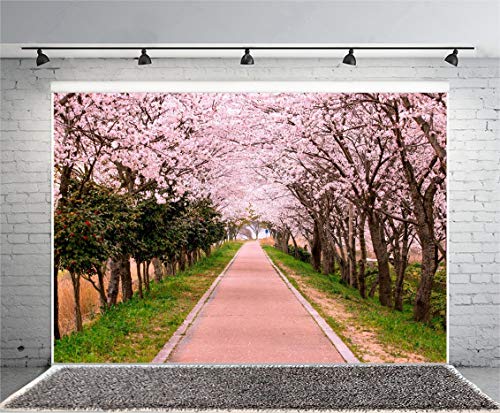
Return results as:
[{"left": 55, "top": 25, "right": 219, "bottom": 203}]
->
[{"left": 1, "top": 57, "right": 499, "bottom": 367}]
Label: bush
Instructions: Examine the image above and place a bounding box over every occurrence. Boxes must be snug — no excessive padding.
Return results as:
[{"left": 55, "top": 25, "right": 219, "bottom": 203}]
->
[{"left": 287, "top": 245, "right": 311, "bottom": 263}]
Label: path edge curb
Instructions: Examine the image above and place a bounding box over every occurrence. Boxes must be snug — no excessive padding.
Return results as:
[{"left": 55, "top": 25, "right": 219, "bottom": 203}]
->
[
  {"left": 151, "top": 244, "right": 242, "bottom": 363},
  {"left": 263, "top": 246, "right": 360, "bottom": 364}
]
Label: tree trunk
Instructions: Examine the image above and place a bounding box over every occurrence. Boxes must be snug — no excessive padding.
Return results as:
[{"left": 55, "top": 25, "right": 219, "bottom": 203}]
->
[
  {"left": 358, "top": 214, "right": 367, "bottom": 299},
  {"left": 69, "top": 271, "right": 83, "bottom": 332},
  {"left": 311, "top": 221, "right": 322, "bottom": 272},
  {"left": 290, "top": 233, "right": 300, "bottom": 259},
  {"left": 96, "top": 266, "right": 108, "bottom": 310},
  {"left": 393, "top": 225, "right": 410, "bottom": 312},
  {"left": 369, "top": 274, "right": 378, "bottom": 298},
  {"left": 179, "top": 249, "right": 187, "bottom": 271},
  {"left": 368, "top": 213, "right": 392, "bottom": 307},
  {"left": 107, "top": 259, "right": 120, "bottom": 306},
  {"left": 166, "top": 261, "right": 175, "bottom": 276},
  {"left": 339, "top": 260, "right": 350, "bottom": 284},
  {"left": 152, "top": 257, "right": 163, "bottom": 283},
  {"left": 119, "top": 255, "right": 133, "bottom": 302},
  {"left": 136, "top": 260, "right": 143, "bottom": 299},
  {"left": 321, "top": 241, "right": 335, "bottom": 275},
  {"left": 348, "top": 206, "right": 358, "bottom": 288},
  {"left": 280, "top": 232, "right": 290, "bottom": 253},
  {"left": 53, "top": 263, "right": 61, "bottom": 340},
  {"left": 413, "top": 237, "right": 438, "bottom": 321},
  {"left": 391, "top": 122, "right": 441, "bottom": 322},
  {"left": 275, "top": 230, "right": 289, "bottom": 253},
  {"left": 204, "top": 246, "right": 211, "bottom": 258},
  {"left": 144, "top": 261, "right": 151, "bottom": 292},
  {"left": 54, "top": 164, "right": 72, "bottom": 340},
  {"left": 413, "top": 184, "right": 440, "bottom": 322},
  {"left": 394, "top": 261, "right": 405, "bottom": 311}
]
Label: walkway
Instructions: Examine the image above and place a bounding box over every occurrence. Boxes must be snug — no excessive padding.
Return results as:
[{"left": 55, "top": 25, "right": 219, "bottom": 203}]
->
[{"left": 167, "top": 241, "right": 346, "bottom": 363}]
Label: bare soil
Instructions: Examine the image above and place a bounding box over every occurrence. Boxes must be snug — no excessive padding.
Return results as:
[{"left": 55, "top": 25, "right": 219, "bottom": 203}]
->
[{"left": 286, "top": 270, "right": 427, "bottom": 363}]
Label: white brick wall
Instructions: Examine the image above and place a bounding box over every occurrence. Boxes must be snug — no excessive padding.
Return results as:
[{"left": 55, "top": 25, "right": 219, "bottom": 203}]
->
[{"left": 1, "top": 57, "right": 499, "bottom": 367}]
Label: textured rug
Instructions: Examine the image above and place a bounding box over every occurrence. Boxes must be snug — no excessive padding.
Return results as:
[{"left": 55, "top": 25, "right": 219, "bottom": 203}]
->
[{"left": 1, "top": 365, "right": 498, "bottom": 411}]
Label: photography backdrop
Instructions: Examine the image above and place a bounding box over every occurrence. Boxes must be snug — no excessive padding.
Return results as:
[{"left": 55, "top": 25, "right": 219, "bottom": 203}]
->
[
  {"left": 2, "top": 59, "right": 499, "bottom": 367},
  {"left": 1, "top": 0, "right": 499, "bottom": 368},
  {"left": 50, "top": 88, "right": 448, "bottom": 363}
]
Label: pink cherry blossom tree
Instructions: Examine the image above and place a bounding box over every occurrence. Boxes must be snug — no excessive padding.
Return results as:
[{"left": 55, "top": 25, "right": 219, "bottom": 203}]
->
[{"left": 54, "top": 90, "right": 447, "bottom": 336}]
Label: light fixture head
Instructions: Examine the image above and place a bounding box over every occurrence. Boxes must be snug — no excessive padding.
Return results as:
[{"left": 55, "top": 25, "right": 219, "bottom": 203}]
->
[
  {"left": 240, "top": 48, "right": 254, "bottom": 65},
  {"left": 445, "top": 49, "right": 459, "bottom": 66},
  {"left": 342, "top": 48, "right": 356, "bottom": 66},
  {"left": 138, "top": 49, "right": 152, "bottom": 65},
  {"left": 36, "top": 48, "right": 50, "bottom": 66}
]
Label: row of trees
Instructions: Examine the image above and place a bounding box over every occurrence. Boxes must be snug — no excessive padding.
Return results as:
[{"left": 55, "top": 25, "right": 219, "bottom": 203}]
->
[
  {"left": 55, "top": 178, "right": 225, "bottom": 334},
  {"left": 54, "top": 91, "right": 447, "bottom": 338},
  {"left": 53, "top": 93, "right": 229, "bottom": 338},
  {"left": 250, "top": 93, "right": 447, "bottom": 322}
]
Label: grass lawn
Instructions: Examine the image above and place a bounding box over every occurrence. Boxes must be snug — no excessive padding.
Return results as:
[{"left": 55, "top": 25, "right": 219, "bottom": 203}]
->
[
  {"left": 263, "top": 245, "right": 446, "bottom": 362},
  {"left": 54, "top": 241, "right": 242, "bottom": 363}
]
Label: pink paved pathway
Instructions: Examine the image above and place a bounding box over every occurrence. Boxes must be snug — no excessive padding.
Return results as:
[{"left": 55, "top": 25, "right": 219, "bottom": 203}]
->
[{"left": 167, "top": 241, "right": 345, "bottom": 363}]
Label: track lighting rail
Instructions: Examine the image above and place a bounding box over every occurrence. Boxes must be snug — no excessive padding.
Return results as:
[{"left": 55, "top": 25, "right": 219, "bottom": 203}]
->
[
  {"left": 23, "top": 46, "right": 474, "bottom": 67},
  {"left": 22, "top": 46, "right": 474, "bottom": 51}
]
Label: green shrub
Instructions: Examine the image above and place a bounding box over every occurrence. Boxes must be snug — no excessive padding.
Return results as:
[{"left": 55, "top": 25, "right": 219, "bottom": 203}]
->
[{"left": 287, "top": 245, "right": 311, "bottom": 263}]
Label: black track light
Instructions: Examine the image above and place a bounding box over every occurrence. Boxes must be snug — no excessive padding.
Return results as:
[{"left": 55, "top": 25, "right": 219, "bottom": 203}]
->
[
  {"left": 36, "top": 48, "right": 50, "bottom": 66},
  {"left": 445, "top": 49, "right": 459, "bottom": 66},
  {"left": 138, "top": 49, "right": 152, "bottom": 65},
  {"left": 342, "top": 48, "right": 356, "bottom": 66},
  {"left": 21, "top": 46, "right": 474, "bottom": 67},
  {"left": 240, "top": 48, "right": 254, "bottom": 65}
]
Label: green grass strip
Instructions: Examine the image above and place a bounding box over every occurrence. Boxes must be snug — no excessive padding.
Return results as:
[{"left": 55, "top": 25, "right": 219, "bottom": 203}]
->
[
  {"left": 54, "top": 241, "right": 243, "bottom": 363},
  {"left": 263, "top": 245, "right": 446, "bottom": 363}
]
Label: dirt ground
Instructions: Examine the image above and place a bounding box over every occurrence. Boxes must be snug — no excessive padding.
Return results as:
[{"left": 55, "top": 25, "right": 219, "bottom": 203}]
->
[{"left": 285, "top": 270, "right": 427, "bottom": 363}]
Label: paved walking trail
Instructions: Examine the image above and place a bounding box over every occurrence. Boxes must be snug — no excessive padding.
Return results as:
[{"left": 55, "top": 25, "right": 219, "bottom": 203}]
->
[{"left": 167, "top": 241, "right": 346, "bottom": 363}]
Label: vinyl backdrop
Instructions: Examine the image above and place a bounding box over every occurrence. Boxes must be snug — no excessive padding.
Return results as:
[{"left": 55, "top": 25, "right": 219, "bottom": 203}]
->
[
  {"left": 50, "top": 83, "right": 448, "bottom": 364},
  {"left": 1, "top": 58, "right": 499, "bottom": 368}
]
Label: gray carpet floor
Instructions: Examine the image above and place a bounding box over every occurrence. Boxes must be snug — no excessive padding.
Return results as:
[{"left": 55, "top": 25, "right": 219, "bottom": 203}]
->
[{"left": 2, "top": 365, "right": 499, "bottom": 411}]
